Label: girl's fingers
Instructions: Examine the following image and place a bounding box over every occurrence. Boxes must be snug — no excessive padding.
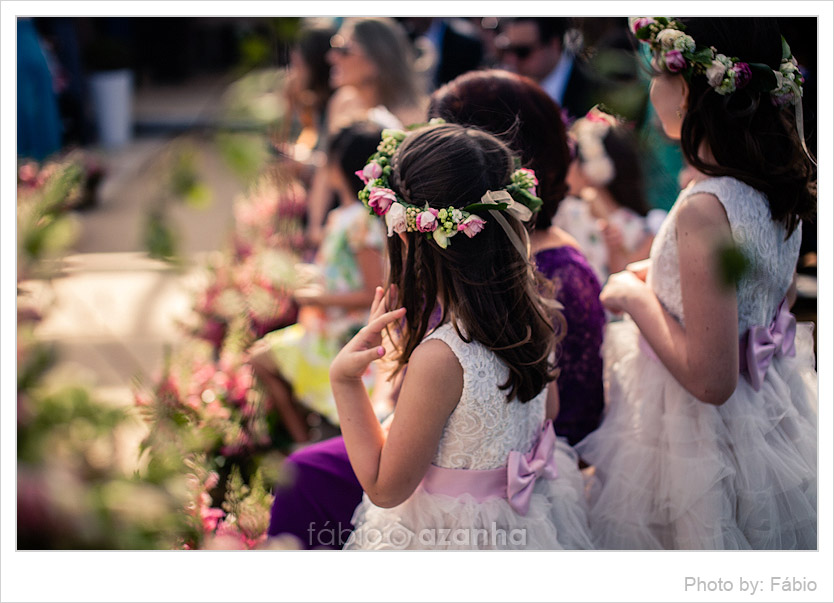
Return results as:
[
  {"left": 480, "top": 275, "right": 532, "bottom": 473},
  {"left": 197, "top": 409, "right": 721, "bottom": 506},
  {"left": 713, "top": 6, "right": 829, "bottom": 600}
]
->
[
  {"left": 365, "top": 307, "right": 406, "bottom": 336},
  {"left": 369, "top": 286, "right": 384, "bottom": 317}
]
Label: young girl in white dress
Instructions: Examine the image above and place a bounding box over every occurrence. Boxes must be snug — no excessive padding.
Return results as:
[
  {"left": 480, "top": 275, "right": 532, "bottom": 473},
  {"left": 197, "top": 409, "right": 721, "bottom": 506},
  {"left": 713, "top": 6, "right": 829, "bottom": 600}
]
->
[
  {"left": 328, "top": 123, "right": 593, "bottom": 549},
  {"left": 577, "top": 17, "right": 817, "bottom": 549}
]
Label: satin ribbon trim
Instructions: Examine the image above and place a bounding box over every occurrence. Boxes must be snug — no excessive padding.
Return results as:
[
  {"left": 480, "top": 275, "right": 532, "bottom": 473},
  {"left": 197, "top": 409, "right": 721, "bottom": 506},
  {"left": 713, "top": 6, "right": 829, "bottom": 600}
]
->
[{"left": 420, "top": 419, "right": 559, "bottom": 516}]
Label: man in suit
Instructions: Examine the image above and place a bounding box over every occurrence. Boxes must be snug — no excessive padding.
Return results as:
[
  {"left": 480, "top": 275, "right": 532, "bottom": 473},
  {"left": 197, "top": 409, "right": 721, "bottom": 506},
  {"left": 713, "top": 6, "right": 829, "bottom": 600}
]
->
[{"left": 496, "top": 17, "right": 595, "bottom": 120}]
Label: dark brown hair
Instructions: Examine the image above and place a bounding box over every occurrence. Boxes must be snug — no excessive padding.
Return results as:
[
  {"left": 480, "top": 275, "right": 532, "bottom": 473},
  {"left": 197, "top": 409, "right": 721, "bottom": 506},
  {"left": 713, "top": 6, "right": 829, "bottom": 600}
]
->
[
  {"left": 296, "top": 22, "right": 337, "bottom": 115},
  {"left": 427, "top": 69, "right": 571, "bottom": 231},
  {"left": 386, "top": 123, "right": 560, "bottom": 403},
  {"left": 674, "top": 17, "right": 815, "bottom": 234},
  {"left": 592, "top": 124, "right": 650, "bottom": 216}
]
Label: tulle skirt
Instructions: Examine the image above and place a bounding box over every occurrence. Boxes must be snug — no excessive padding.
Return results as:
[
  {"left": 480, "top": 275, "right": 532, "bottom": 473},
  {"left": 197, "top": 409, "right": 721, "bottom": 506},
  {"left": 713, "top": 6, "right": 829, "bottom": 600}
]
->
[
  {"left": 576, "top": 318, "right": 817, "bottom": 550},
  {"left": 345, "top": 438, "right": 594, "bottom": 550}
]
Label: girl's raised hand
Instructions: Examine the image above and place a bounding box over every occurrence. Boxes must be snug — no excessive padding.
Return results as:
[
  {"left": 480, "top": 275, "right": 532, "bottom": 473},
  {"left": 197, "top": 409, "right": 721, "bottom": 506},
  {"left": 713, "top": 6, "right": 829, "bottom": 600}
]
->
[
  {"left": 330, "top": 287, "right": 406, "bottom": 383},
  {"left": 599, "top": 269, "right": 649, "bottom": 315},
  {"left": 626, "top": 259, "right": 651, "bottom": 282}
]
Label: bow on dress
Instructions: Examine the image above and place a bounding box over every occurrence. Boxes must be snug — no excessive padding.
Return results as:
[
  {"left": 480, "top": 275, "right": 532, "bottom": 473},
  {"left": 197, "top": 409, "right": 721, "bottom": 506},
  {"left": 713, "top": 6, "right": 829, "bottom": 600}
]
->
[
  {"left": 740, "top": 297, "right": 797, "bottom": 391},
  {"left": 506, "top": 419, "right": 559, "bottom": 515}
]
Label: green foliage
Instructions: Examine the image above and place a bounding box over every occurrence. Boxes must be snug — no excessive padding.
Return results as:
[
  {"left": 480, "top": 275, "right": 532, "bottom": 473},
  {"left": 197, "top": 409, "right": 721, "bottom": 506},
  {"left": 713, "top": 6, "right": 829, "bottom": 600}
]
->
[
  {"left": 143, "top": 208, "right": 180, "bottom": 264},
  {"left": 716, "top": 241, "right": 751, "bottom": 289}
]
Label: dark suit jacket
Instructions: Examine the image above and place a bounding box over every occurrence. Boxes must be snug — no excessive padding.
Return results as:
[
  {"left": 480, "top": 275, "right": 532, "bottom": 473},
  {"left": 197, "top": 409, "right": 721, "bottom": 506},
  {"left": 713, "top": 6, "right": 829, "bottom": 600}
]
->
[{"left": 434, "top": 19, "right": 484, "bottom": 88}]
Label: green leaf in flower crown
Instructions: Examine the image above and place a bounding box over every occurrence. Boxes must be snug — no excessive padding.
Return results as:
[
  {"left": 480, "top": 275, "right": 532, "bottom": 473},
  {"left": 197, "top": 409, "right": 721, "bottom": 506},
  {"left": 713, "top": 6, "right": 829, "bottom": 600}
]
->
[
  {"left": 781, "top": 36, "right": 791, "bottom": 61},
  {"left": 689, "top": 47, "right": 714, "bottom": 67},
  {"left": 635, "top": 25, "right": 653, "bottom": 40},
  {"left": 748, "top": 63, "right": 778, "bottom": 92}
]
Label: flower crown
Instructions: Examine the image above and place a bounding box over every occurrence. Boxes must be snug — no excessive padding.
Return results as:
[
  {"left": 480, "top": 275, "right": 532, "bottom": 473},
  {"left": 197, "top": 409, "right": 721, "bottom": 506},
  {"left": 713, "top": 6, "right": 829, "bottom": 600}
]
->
[
  {"left": 356, "top": 122, "right": 543, "bottom": 249},
  {"left": 630, "top": 17, "right": 804, "bottom": 107},
  {"left": 571, "top": 106, "right": 620, "bottom": 186}
]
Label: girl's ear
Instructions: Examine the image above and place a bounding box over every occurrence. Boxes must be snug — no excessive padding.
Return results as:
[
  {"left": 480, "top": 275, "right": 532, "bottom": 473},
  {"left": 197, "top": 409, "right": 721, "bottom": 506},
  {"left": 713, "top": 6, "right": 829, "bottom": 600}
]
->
[
  {"left": 398, "top": 231, "right": 408, "bottom": 246},
  {"left": 679, "top": 77, "right": 690, "bottom": 112}
]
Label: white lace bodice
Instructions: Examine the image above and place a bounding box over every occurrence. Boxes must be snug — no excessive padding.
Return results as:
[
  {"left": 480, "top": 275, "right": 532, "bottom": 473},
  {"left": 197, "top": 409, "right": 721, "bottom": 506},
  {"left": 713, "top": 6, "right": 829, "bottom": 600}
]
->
[
  {"left": 648, "top": 176, "right": 800, "bottom": 334},
  {"left": 423, "top": 323, "right": 546, "bottom": 470}
]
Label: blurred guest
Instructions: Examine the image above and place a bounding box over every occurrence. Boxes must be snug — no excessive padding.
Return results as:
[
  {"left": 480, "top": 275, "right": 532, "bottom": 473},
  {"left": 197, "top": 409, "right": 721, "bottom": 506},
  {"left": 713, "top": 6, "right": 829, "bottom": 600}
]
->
[
  {"left": 250, "top": 121, "right": 386, "bottom": 443},
  {"left": 305, "top": 17, "right": 428, "bottom": 247},
  {"left": 555, "top": 107, "right": 655, "bottom": 284},
  {"left": 400, "top": 18, "right": 485, "bottom": 90},
  {"left": 18, "top": 18, "right": 63, "bottom": 161},
  {"left": 495, "top": 17, "right": 595, "bottom": 120}
]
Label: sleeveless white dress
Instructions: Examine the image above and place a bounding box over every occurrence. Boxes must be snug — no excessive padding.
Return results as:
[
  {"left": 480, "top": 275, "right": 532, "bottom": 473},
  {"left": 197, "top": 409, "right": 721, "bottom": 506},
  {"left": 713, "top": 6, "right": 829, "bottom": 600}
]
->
[
  {"left": 345, "top": 323, "right": 594, "bottom": 550},
  {"left": 576, "top": 176, "right": 817, "bottom": 549}
]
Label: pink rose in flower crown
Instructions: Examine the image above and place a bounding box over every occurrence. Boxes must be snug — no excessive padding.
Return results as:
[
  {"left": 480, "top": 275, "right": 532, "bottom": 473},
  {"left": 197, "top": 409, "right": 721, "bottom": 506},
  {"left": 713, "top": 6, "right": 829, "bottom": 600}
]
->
[
  {"left": 459, "top": 215, "right": 486, "bottom": 238},
  {"left": 368, "top": 187, "right": 397, "bottom": 216},
  {"left": 631, "top": 18, "right": 654, "bottom": 34},
  {"left": 731, "top": 62, "right": 752, "bottom": 89},
  {"left": 664, "top": 50, "right": 687, "bottom": 73},
  {"left": 417, "top": 208, "right": 439, "bottom": 232},
  {"left": 355, "top": 162, "right": 383, "bottom": 185}
]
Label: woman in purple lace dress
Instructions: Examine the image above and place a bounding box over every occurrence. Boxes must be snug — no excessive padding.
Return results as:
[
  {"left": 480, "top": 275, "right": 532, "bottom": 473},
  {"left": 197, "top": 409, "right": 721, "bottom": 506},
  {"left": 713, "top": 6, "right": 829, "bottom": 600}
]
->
[{"left": 268, "top": 69, "right": 604, "bottom": 548}]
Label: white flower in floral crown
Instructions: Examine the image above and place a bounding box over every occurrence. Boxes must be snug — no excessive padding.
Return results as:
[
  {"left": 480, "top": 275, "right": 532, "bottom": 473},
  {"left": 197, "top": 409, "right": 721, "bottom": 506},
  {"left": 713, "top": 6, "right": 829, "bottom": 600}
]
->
[
  {"left": 715, "top": 53, "right": 733, "bottom": 69},
  {"left": 451, "top": 208, "right": 463, "bottom": 223},
  {"left": 706, "top": 60, "right": 727, "bottom": 88},
  {"left": 717, "top": 72, "right": 737, "bottom": 95},
  {"left": 385, "top": 202, "right": 407, "bottom": 236},
  {"left": 673, "top": 34, "right": 696, "bottom": 53},
  {"left": 582, "top": 156, "right": 615, "bottom": 186},
  {"left": 656, "top": 28, "right": 685, "bottom": 49}
]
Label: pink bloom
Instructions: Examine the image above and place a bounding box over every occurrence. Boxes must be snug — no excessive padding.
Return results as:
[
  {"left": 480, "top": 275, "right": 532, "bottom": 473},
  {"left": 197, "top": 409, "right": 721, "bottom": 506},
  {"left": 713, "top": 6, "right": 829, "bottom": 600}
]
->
[
  {"left": 631, "top": 17, "right": 654, "bottom": 33},
  {"left": 665, "top": 50, "right": 687, "bottom": 73},
  {"left": 355, "top": 162, "right": 383, "bottom": 185},
  {"left": 459, "top": 215, "right": 487, "bottom": 238},
  {"left": 732, "top": 62, "right": 752, "bottom": 88},
  {"left": 417, "top": 209, "right": 439, "bottom": 232},
  {"left": 201, "top": 506, "right": 226, "bottom": 533},
  {"left": 368, "top": 187, "right": 397, "bottom": 216}
]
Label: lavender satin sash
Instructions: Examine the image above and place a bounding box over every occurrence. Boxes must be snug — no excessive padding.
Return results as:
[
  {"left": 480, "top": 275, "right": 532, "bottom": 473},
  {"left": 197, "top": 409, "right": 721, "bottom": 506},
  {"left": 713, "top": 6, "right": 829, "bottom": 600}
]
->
[
  {"left": 420, "top": 419, "right": 558, "bottom": 516},
  {"left": 638, "top": 297, "right": 796, "bottom": 392}
]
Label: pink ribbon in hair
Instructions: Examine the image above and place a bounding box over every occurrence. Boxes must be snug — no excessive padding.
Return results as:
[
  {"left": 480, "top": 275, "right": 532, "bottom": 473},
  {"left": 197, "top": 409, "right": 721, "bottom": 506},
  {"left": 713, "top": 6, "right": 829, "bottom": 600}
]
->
[
  {"left": 506, "top": 419, "right": 559, "bottom": 515},
  {"left": 739, "top": 297, "right": 796, "bottom": 391}
]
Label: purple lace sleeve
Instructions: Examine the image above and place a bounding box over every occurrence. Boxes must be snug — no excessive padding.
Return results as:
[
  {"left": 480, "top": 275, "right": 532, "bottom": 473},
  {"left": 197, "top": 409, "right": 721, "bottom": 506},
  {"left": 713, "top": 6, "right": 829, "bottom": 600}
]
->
[{"left": 535, "top": 246, "right": 605, "bottom": 445}]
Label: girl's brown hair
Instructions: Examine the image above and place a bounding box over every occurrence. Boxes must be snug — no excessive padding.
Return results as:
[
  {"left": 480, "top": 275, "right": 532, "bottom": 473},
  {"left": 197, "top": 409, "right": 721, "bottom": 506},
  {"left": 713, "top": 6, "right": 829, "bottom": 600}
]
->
[
  {"left": 674, "top": 17, "right": 815, "bottom": 235},
  {"left": 385, "top": 123, "right": 560, "bottom": 403}
]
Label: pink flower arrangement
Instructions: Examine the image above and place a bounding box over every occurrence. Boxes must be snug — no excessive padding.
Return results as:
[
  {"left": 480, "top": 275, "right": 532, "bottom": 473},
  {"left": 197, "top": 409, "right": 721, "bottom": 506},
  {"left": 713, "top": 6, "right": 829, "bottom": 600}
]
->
[
  {"left": 355, "top": 162, "right": 382, "bottom": 185},
  {"left": 459, "top": 215, "right": 486, "bottom": 238},
  {"left": 732, "top": 62, "right": 753, "bottom": 89},
  {"left": 664, "top": 50, "right": 687, "bottom": 73},
  {"left": 631, "top": 17, "right": 655, "bottom": 33},
  {"left": 417, "top": 209, "right": 439, "bottom": 232},
  {"left": 368, "top": 187, "right": 397, "bottom": 216}
]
